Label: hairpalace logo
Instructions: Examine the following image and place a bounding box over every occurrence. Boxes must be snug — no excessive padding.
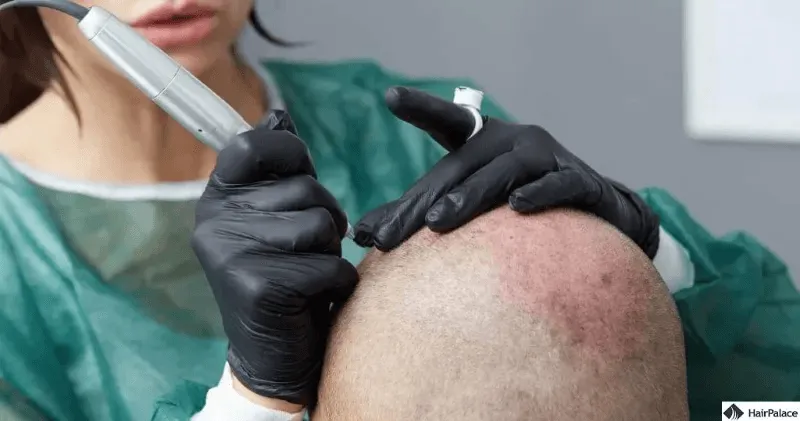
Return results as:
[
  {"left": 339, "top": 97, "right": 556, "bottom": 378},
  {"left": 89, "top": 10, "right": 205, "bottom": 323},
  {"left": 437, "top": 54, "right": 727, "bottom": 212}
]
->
[
  {"left": 722, "top": 402, "right": 800, "bottom": 420},
  {"left": 724, "top": 404, "right": 744, "bottom": 420}
]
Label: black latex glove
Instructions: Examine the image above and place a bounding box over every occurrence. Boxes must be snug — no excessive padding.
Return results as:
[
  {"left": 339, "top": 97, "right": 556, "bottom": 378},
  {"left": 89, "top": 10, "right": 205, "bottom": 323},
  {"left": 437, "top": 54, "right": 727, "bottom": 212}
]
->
[
  {"left": 354, "top": 87, "right": 660, "bottom": 259},
  {"left": 192, "top": 111, "right": 358, "bottom": 406}
]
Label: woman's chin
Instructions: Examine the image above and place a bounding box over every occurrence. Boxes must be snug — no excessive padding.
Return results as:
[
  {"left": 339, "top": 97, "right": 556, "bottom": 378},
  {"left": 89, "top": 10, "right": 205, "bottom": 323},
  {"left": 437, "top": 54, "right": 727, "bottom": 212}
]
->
[{"left": 169, "top": 45, "right": 232, "bottom": 78}]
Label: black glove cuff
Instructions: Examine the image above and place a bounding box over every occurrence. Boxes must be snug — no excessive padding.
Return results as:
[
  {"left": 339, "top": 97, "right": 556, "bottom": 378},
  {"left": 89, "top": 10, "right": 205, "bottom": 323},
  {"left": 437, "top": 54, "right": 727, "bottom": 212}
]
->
[{"left": 226, "top": 347, "right": 320, "bottom": 406}]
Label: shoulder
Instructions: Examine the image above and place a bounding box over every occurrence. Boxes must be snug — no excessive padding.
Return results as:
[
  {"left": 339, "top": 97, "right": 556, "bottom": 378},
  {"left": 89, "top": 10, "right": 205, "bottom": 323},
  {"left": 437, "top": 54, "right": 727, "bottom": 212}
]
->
[
  {"left": 0, "top": 155, "right": 64, "bottom": 281},
  {"left": 0, "top": 155, "right": 51, "bottom": 224},
  {"left": 0, "top": 157, "right": 78, "bottom": 419},
  {"left": 0, "top": 155, "right": 47, "bottom": 290}
]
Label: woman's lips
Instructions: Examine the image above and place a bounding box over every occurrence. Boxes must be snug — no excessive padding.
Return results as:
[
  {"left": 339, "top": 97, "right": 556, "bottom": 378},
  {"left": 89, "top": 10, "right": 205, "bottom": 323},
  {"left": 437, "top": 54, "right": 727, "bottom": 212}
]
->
[{"left": 131, "top": 11, "right": 218, "bottom": 50}]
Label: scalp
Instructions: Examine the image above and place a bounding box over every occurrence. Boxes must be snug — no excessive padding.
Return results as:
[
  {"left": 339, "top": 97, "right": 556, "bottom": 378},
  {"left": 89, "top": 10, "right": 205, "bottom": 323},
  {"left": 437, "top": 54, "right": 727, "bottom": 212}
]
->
[
  {"left": 481, "top": 207, "right": 662, "bottom": 361},
  {"left": 358, "top": 207, "right": 668, "bottom": 362},
  {"left": 316, "top": 207, "right": 687, "bottom": 421}
]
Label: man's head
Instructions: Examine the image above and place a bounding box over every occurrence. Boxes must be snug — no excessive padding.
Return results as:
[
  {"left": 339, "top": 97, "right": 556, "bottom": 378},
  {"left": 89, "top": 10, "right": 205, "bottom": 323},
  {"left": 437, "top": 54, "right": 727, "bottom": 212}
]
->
[{"left": 314, "top": 207, "right": 688, "bottom": 420}]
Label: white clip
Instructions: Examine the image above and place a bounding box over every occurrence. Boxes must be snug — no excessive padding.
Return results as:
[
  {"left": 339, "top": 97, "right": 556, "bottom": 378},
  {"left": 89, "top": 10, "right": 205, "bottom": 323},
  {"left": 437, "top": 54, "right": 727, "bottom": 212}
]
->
[{"left": 453, "top": 86, "right": 484, "bottom": 139}]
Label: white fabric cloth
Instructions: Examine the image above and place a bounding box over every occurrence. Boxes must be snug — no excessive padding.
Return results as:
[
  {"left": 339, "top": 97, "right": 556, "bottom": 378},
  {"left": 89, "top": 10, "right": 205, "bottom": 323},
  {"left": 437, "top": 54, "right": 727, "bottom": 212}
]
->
[
  {"left": 653, "top": 226, "right": 695, "bottom": 293},
  {"left": 191, "top": 364, "right": 306, "bottom": 421}
]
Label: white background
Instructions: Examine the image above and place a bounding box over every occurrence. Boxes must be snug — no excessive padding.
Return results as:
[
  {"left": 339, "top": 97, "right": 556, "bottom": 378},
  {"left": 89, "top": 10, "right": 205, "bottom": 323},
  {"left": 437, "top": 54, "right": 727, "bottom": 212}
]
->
[{"left": 686, "top": 0, "right": 800, "bottom": 142}]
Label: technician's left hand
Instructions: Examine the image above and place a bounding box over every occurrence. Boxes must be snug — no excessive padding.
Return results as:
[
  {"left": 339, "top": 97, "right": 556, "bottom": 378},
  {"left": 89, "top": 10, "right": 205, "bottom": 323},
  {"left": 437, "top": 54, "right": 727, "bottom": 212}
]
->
[{"left": 354, "top": 87, "right": 661, "bottom": 259}]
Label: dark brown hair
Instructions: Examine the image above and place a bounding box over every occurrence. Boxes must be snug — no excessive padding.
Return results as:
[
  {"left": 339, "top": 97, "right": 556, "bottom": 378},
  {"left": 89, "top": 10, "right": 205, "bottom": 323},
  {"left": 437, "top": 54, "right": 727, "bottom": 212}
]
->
[{"left": 0, "top": 6, "right": 297, "bottom": 124}]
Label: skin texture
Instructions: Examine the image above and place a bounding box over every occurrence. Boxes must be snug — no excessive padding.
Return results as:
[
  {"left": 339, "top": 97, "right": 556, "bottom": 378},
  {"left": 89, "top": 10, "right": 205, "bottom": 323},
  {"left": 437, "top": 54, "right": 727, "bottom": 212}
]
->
[
  {"left": 0, "top": 0, "right": 264, "bottom": 184},
  {"left": 486, "top": 210, "right": 653, "bottom": 362},
  {"left": 314, "top": 207, "right": 688, "bottom": 421}
]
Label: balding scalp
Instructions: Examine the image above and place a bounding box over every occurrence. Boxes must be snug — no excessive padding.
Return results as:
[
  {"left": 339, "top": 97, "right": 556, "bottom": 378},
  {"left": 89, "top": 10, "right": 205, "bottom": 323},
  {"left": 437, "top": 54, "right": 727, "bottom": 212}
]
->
[
  {"left": 315, "top": 207, "right": 687, "bottom": 421},
  {"left": 484, "top": 208, "right": 663, "bottom": 362}
]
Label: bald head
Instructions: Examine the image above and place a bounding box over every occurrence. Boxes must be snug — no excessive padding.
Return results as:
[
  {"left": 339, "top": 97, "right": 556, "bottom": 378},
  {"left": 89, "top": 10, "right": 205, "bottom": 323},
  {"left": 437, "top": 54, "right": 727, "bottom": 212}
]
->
[{"left": 315, "top": 207, "right": 687, "bottom": 420}]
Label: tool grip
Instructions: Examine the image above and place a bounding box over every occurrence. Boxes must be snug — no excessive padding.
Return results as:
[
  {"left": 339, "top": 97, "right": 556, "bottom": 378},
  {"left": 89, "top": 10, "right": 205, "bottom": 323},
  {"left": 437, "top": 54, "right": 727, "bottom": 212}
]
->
[{"left": 263, "top": 110, "right": 355, "bottom": 240}]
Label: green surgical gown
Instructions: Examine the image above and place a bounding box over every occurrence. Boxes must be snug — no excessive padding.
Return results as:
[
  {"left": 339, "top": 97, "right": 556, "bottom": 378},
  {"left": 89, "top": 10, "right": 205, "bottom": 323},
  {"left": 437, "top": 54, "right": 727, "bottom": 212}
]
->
[{"left": 0, "top": 60, "right": 797, "bottom": 421}]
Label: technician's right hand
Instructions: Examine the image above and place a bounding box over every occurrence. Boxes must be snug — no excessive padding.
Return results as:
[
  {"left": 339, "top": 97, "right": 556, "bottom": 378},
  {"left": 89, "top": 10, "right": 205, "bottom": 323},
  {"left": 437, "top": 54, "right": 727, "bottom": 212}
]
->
[{"left": 192, "top": 115, "right": 358, "bottom": 407}]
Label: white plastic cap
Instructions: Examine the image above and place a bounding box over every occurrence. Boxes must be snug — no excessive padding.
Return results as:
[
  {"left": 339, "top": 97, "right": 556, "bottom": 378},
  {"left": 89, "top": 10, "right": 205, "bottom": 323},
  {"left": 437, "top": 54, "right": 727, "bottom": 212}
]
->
[{"left": 453, "top": 86, "right": 484, "bottom": 111}]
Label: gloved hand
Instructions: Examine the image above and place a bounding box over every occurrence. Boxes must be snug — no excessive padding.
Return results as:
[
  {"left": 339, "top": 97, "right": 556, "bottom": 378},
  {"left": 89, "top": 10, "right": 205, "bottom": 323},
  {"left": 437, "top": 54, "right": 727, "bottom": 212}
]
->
[
  {"left": 354, "top": 87, "right": 661, "bottom": 259},
  {"left": 192, "top": 111, "right": 358, "bottom": 406}
]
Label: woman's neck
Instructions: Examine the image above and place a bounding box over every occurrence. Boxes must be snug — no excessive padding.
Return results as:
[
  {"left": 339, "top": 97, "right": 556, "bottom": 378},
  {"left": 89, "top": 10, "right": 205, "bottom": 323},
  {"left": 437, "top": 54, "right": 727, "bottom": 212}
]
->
[{"left": 0, "top": 53, "right": 267, "bottom": 184}]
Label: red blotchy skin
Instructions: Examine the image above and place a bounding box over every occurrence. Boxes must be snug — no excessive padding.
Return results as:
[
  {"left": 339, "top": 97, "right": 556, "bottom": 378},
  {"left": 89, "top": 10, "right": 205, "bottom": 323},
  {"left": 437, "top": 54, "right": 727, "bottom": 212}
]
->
[{"left": 483, "top": 215, "right": 652, "bottom": 362}]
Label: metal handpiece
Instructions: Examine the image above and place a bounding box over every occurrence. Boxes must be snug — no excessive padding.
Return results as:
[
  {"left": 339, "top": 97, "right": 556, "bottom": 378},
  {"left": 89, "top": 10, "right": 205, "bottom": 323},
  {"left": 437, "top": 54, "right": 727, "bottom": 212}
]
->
[{"left": 78, "top": 6, "right": 252, "bottom": 151}]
